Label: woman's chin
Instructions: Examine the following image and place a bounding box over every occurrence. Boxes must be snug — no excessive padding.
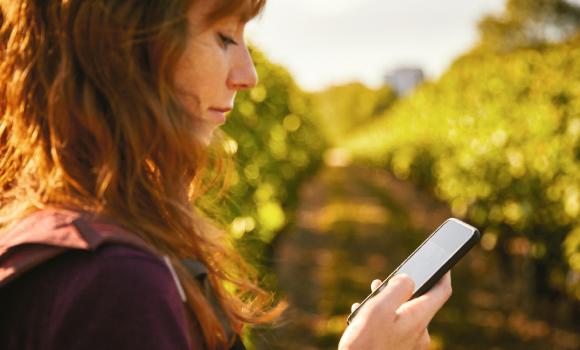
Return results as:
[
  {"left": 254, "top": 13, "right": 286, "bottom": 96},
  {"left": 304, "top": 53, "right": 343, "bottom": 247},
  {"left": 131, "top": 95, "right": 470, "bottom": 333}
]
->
[
  {"left": 192, "top": 122, "right": 219, "bottom": 146},
  {"left": 196, "top": 129, "right": 217, "bottom": 146}
]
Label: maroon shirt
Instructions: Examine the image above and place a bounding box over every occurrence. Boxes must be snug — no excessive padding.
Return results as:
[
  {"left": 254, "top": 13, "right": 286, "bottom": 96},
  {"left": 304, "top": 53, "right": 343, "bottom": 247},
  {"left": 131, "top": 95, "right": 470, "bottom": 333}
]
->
[{"left": 0, "top": 242, "right": 196, "bottom": 349}]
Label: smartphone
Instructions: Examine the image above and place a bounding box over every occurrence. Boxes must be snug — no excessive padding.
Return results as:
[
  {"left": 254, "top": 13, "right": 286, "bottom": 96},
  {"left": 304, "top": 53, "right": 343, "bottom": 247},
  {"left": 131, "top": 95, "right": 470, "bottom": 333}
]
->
[{"left": 347, "top": 218, "right": 480, "bottom": 324}]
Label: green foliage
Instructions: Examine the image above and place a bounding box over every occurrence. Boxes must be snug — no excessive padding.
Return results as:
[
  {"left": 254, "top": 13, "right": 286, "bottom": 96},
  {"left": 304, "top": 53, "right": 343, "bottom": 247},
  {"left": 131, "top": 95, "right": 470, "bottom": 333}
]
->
[
  {"left": 219, "top": 48, "right": 326, "bottom": 256},
  {"left": 478, "top": 0, "right": 580, "bottom": 52},
  {"left": 310, "top": 83, "right": 396, "bottom": 145},
  {"left": 344, "top": 37, "right": 580, "bottom": 299}
]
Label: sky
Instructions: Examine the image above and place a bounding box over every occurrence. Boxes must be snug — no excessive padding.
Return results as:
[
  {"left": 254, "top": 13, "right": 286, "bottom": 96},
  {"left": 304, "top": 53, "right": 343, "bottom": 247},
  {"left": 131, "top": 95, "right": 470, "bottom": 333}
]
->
[{"left": 247, "top": 0, "right": 507, "bottom": 91}]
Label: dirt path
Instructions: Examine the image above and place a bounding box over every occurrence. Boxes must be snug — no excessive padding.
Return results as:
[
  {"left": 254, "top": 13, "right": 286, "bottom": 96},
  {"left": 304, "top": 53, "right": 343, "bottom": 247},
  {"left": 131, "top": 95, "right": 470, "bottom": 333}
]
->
[
  {"left": 250, "top": 165, "right": 579, "bottom": 350},
  {"left": 250, "top": 165, "right": 449, "bottom": 349}
]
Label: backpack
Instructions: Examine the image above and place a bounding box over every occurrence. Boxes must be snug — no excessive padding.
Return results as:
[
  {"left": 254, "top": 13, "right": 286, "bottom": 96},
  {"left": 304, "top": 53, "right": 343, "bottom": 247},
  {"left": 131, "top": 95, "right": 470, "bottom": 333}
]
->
[{"left": 0, "top": 209, "right": 246, "bottom": 350}]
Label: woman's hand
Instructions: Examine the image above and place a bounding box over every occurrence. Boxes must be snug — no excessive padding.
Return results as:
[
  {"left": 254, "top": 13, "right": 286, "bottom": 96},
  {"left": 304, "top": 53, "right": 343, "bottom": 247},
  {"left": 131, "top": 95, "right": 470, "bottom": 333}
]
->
[{"left": 338, "top": 272, "right": 452, "bottom": 350}]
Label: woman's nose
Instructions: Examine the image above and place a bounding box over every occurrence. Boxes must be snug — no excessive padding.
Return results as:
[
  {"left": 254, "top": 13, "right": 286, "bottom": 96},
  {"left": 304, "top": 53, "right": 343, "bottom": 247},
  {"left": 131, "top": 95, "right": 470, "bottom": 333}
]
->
[{"left": 227, "top": 46, "right": 258, "bottom": 91}]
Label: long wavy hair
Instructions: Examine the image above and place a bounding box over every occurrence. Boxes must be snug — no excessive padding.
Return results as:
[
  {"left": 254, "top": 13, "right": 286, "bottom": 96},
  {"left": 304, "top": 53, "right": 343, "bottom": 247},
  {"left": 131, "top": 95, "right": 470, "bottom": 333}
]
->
[{"left": 0, "top": 0, "right": 283, "bottom": 348}]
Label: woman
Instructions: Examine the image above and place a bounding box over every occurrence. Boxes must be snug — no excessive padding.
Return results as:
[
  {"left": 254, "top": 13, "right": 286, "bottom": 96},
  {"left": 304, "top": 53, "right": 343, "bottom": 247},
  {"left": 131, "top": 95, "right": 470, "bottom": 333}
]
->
[{"left": 0, "top": 0, "right": 451, "bottom": 349}]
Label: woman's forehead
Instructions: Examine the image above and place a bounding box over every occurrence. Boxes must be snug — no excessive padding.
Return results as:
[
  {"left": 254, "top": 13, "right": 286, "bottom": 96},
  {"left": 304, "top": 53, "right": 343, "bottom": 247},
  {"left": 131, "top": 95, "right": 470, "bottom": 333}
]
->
[
  {"left": 186, "top": 0, "right": 264, "bottom": 32},
  {"left": 205, "top": 0, "right": 266, "bottom": 24}
]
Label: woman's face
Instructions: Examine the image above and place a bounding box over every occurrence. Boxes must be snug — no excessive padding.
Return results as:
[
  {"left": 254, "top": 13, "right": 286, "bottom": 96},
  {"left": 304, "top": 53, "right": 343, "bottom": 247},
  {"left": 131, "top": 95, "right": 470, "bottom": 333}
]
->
[{"left": 174, "top": 2, "right": 258, "bottom": 145}]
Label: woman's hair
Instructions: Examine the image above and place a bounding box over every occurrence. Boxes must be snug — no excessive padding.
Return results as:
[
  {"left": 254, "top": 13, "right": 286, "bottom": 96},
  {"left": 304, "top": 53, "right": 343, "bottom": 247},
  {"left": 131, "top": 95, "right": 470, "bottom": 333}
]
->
[{"left": 0, "top": 0, "right": 283, "bottom": 348}]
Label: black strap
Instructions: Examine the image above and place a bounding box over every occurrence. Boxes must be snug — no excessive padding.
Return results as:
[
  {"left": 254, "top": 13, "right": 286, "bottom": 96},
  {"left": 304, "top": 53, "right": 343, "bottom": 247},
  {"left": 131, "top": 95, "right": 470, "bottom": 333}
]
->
[{"left": 181, "top": 259, "right": 247, "bottom": 350}]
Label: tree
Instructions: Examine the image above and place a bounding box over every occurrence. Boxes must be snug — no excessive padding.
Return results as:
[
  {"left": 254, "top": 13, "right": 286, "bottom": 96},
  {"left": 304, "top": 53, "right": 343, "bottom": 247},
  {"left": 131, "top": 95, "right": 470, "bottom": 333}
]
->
[{"left": 478, "top": 0, "right": 580, "bottom": 52}]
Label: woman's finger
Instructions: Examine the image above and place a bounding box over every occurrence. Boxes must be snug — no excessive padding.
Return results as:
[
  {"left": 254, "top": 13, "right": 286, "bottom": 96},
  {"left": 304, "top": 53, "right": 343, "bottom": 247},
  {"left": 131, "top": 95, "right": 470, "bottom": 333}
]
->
[
  {"left": 372, "top": 274, "right": 415, "bottom": 314},
  {"left": 397, "top": 272, "right": 452, "bottom": 329},
  {"left": 351, "top": 303, "right": 361, "bottom": 313},
  {"left": 370, "top": 279, "right": 382, "bottom": 292}
]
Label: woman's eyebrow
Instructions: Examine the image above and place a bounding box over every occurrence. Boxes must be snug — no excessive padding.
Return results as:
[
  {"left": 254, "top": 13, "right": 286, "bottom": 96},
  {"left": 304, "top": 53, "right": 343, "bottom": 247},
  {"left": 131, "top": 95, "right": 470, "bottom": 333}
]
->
[{"left": 213, "top": 18, "right": 246, "bottom": 35}]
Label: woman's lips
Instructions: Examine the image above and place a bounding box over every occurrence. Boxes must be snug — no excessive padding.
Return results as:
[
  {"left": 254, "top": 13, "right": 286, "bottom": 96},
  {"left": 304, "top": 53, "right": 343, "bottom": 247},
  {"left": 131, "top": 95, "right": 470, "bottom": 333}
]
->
[{"left": 208, "top": 107, "right": 232, "bottom": 124}]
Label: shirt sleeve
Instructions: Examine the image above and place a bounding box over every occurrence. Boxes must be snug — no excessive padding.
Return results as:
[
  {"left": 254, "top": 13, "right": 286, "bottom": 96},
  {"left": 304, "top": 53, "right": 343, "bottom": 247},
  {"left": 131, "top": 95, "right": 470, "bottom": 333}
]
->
[{"left": 44, "top": 245, "right": 195, "bottom": 350}]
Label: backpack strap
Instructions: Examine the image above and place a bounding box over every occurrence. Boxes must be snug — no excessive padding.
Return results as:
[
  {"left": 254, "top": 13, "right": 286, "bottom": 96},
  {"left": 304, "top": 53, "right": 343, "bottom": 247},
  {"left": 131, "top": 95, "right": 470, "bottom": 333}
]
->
[
  {"left": 0, "top": 209, "right": 158, "bottom": 287},
  {"left": 181, "top": 259, "right": 247, "bottom": 350}
]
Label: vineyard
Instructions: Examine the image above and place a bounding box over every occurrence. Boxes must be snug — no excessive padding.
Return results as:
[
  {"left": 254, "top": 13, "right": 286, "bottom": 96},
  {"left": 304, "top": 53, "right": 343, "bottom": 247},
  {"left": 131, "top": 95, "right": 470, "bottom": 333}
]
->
[{"left": 344, "top": 37, "right": 580, "bottom": 302}]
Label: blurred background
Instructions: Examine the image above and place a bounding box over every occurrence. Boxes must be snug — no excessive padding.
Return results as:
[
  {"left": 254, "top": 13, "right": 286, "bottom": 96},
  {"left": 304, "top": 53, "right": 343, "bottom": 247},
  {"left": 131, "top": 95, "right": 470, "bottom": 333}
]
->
[{"left": 211, "top": 0, "right": 580, "bottom": 348}]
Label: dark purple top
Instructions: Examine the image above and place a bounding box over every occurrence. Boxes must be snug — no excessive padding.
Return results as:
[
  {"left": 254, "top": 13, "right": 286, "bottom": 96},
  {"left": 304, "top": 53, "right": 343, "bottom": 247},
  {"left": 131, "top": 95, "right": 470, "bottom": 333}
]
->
[{"left": 0, "top": 244, "right": 195, "bottom": 349}]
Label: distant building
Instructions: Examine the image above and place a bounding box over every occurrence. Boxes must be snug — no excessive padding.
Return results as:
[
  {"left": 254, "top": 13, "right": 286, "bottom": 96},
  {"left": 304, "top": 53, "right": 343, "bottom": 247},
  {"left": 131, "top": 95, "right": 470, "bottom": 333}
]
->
[{"left": 384, "top": 67, "right": 424, "bottom": 96}]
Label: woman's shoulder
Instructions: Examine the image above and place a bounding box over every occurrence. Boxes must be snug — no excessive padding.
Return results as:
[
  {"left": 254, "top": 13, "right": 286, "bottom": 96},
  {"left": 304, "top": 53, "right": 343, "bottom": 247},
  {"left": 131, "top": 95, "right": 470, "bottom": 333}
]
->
[
  {"left": 37, "top": 243, "right": 185, "bottom": 319},
  {"left": 0, "top": 217, "right": 195, "bottom": 349},
  {"left": 52, "top": 243, "right": 174, "bottom": 290},
  {"left": 0, "top": 208, "right": 183, "bottom": 305},
  {"left": 1, "top": 244, "right": 195, "bottom": 349},
  {"left": 0, "top": 206, "right": 186, "bottom": 313}
]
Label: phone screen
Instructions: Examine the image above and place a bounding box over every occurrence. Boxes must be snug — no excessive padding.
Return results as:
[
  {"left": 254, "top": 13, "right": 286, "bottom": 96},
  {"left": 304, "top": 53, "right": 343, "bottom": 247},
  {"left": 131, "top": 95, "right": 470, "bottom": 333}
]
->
[{"left": 392, "top": 219, "right": 476, "bottom": 294}]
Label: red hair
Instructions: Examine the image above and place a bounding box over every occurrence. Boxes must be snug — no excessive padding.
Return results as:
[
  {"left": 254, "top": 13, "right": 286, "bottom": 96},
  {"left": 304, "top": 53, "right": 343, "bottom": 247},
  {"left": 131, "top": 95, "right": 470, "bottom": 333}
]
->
[{"left": 0, "top": 0, "right": 282, "bottom": 348}]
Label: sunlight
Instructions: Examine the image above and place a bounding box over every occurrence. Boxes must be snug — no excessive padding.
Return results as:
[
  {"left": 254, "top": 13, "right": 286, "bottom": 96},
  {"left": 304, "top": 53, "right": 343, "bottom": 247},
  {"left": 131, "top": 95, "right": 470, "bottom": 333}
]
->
[{"left": 294, "top": 0, "right": 372, "bottom": 17}]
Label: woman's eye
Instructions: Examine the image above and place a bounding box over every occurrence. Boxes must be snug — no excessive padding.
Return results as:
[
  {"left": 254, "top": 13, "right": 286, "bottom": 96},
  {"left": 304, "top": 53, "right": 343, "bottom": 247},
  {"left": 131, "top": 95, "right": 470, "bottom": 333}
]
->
[{"left": 218, "top": 33, "right": 238, "bottom": 48}]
